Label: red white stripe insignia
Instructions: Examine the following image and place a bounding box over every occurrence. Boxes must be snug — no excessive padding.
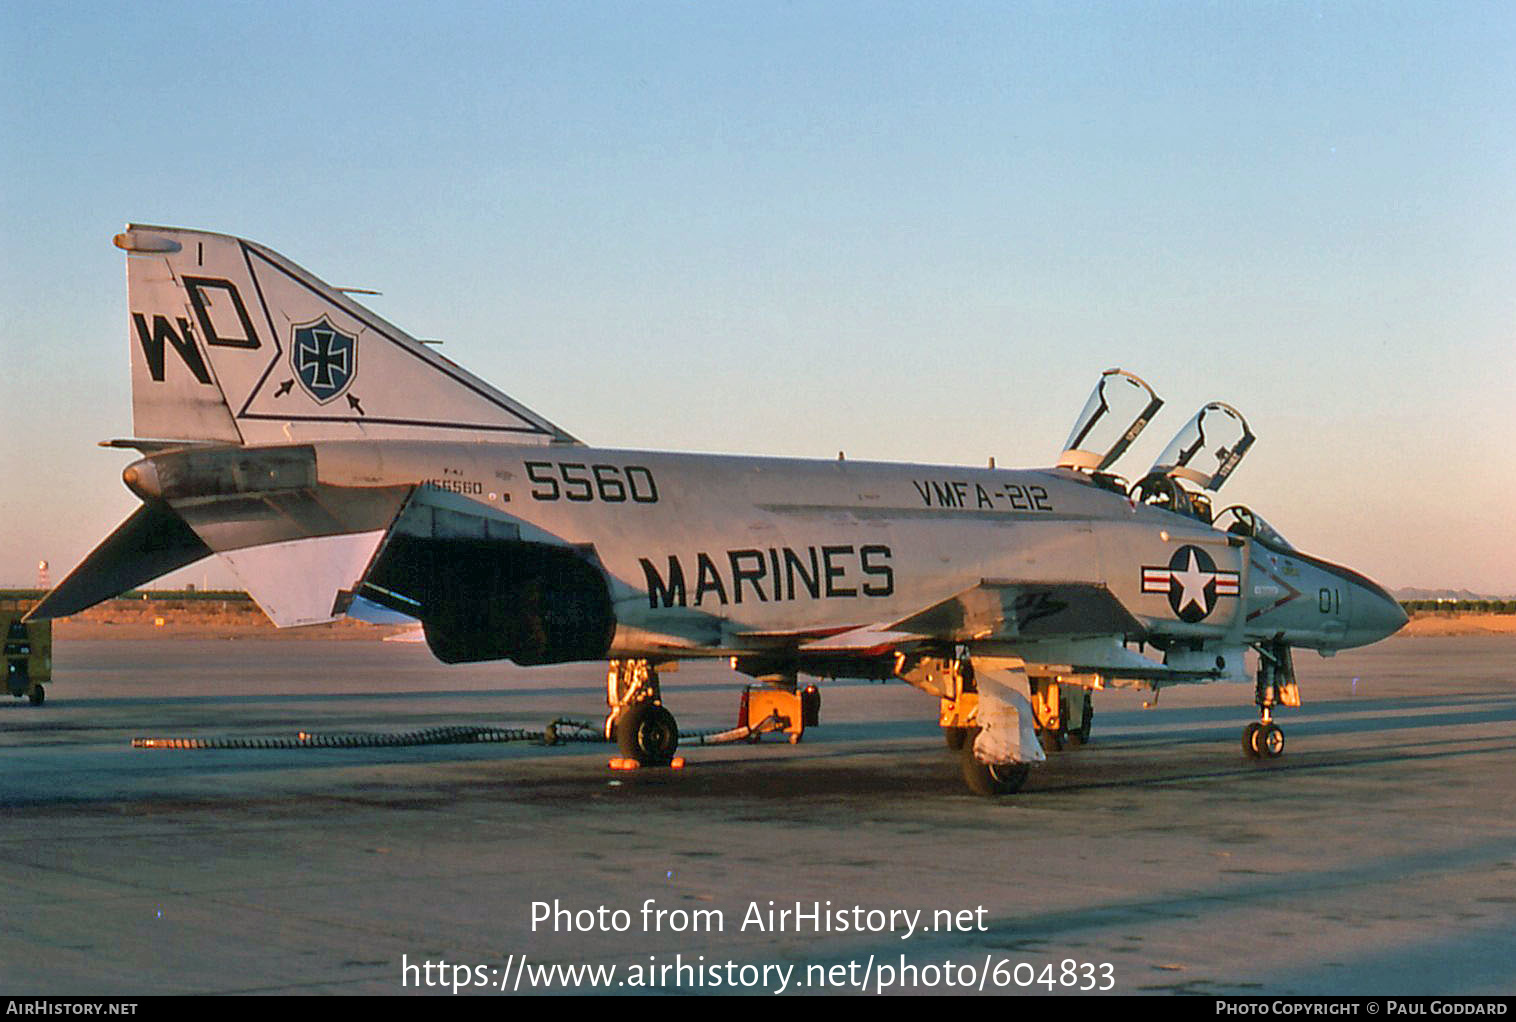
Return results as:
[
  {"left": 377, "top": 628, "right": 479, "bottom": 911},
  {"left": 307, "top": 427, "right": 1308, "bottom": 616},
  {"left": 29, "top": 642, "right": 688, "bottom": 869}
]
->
[{"left": 1141, "top": 566, "right": 1240, "bottom": 595}]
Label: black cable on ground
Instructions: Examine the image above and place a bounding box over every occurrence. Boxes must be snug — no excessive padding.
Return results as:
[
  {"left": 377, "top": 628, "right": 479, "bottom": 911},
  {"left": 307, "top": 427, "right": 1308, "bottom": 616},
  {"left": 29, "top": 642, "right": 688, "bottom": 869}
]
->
[
  {"left": 131, "top": 714, "right": 785, "bottom": 752},
  {"left": 131, "top": 718, "right": 605, "bottom": 751}
]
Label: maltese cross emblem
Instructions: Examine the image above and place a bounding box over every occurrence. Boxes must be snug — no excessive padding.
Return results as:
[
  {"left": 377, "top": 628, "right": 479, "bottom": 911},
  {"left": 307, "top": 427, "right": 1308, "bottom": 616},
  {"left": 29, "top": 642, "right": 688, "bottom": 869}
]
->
[{"left": 291, "top": 317, "right": 357, "bottom": 404}]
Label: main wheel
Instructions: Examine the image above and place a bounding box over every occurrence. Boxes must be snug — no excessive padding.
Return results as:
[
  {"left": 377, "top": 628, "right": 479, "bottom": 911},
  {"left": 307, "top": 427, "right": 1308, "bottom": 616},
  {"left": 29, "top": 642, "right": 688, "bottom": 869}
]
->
[
  {"left": 616, "top": 703, "right": 679, "bottom": 766},
  {"left": 1242, "top": 722, "right": 1263, "bottom": 758},
  {"left": 1258, "top": 722, "right": 1285, "bottom": 759},
  {"left": 960, "top": 744, "right": 1030, "bottom": 796},
  {"left": 944, "top": 726, "right": 967, "bottom": 751},
  {"left": 27, "top": 686, "right": 44, "bottom": 706}
]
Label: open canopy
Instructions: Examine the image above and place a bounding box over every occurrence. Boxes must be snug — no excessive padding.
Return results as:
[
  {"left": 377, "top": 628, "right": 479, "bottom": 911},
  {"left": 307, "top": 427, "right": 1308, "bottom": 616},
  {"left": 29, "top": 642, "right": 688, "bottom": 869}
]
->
[
  {"left": 1146, "top": 402, "right": 1255, "bottom": 492},
  {"left": 1057, "top": 369, "right": 1163, "bottom": 473}
]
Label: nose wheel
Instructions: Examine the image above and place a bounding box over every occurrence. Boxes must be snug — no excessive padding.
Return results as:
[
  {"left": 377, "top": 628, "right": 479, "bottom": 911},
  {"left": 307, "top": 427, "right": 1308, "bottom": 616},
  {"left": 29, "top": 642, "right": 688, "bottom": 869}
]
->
[
  {"left": 1244, "top": 640, "right": 1294, "bottom": 760},
  {"left": 1242, "top": 719, "right": 1285, "bottom": 759}
]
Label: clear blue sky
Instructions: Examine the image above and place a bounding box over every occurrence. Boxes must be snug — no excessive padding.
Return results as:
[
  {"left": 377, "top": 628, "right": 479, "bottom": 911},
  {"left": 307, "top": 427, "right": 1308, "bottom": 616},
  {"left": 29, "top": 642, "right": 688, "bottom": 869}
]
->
[{"left": 2, "top": 1, "right": 1513, "bottom": 593}]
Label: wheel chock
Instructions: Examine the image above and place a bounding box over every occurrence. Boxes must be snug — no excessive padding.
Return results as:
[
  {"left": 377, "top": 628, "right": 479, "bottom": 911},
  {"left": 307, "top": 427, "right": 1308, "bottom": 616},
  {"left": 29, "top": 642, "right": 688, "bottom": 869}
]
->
[{"left": 607, "top": 756, "right": 687, "bottom": 772}]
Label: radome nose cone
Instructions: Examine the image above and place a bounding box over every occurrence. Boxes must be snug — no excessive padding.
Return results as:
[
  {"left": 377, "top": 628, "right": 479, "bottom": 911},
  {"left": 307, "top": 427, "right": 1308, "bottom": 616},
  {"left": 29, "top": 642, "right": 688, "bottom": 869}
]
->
[
  {"left": 122, "top": 458, "right": 161, "bottom": 500},
  {"left": 1359, "top": 586, "right": 1410, "bottom": 642}
]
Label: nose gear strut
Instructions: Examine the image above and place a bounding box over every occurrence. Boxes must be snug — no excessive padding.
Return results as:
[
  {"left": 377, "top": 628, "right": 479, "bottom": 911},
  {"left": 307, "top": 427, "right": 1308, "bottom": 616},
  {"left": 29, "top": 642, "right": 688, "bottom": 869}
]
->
[{"left": 1244, "top": 640, "right": 1297, "bottom": 759}]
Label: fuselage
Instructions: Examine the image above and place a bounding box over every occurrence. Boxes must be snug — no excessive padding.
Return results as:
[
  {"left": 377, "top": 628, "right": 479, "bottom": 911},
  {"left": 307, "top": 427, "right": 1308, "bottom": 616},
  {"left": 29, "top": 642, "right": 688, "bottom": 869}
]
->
[{"left": 264, "top": 439, "right": 1404, "bottom": 658}]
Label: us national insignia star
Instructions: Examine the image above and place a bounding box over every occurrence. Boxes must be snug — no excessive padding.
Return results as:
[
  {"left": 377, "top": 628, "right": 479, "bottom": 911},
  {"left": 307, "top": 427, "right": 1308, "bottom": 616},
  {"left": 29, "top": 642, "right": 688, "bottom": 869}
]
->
[{"left": 1141, "top": 544, "right": 1241, "bottom": 623}]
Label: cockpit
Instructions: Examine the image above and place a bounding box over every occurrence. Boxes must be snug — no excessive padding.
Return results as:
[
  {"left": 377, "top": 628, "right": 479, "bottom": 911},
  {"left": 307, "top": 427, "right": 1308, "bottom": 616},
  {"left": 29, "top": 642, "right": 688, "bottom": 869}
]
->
[
  {"left": 1127, "top": 400, "right": 1254, "bottom": 524},
  {"left": 1057, "top": 369, "right": 1286, "bottom": 543},
  {"left": 1130, "top": 470, "right": 1207, "bottom": 521},
  {"left": 1213, "top": 505, "right": 1294, "bottom": 551}
]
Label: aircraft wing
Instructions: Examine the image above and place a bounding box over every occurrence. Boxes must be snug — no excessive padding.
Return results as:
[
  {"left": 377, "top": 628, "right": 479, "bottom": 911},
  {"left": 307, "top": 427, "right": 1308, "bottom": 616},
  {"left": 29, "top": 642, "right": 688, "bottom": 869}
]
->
[
  {"left": 765, "top": 582, "right": 1195, "bottom": 684},
  {"left": 753, "top": 580, "right": 1145, "bottom": 657},
  {"left": 887, "top": 580, "right": 1144, "bottom": 645},
  {"left": 779, "top": 580, "right": 1271, "bottom": 688}
]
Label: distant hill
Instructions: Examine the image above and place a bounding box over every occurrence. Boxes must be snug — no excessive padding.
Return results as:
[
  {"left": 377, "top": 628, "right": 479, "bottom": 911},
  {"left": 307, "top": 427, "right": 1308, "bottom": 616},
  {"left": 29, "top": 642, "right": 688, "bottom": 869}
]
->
[{"left": 1394, "top": 587, "right": 1515, "bottom": 601}]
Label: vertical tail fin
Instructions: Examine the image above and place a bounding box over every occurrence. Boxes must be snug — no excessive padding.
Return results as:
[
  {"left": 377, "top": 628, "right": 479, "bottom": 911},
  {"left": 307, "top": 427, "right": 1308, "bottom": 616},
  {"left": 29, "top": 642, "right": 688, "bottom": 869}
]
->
[{"left": 117, "top": 224, "right": 576, "bottom": 446}]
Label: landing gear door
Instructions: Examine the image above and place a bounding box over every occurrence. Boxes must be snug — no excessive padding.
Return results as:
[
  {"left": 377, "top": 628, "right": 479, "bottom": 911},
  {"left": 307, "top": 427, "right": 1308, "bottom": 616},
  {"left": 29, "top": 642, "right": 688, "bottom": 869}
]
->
[
  {"left": 1057, "top": 369, "right": 1164, "bottom": 473},
  {"left": 1147, "top": 402, "right": 1255, "bottom": 492}
]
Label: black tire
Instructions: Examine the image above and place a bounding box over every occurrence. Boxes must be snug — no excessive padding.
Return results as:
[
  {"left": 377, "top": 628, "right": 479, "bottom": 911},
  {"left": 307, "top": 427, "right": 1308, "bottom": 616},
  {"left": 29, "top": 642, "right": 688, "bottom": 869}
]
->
[
  {"left": 616, "top": 703, "right": 679, "bottom": 766},
  {"left": 1038, "top": 729, "right": 1063, "bottom": 754},
  {"left": 960, "top": 747, "right": 1030, "bottom": 796},
  {"left": 27, "top": 686, "right": 44, "bottom": 706},
  {"left": 1242, "top": 722, "right": 1263, "bottom": 758},
  {"left": 1067, "top": 699, "right": 1092, "bottom": 746},
  {"left": 800, "top": 685, "right": 821, "bottom": 728},
  {"left": 1258, "top": 722, "right": 1285, "bottom": 759},
  {"left": 943, "top": 726, "right": 966, "bottom": 751}
]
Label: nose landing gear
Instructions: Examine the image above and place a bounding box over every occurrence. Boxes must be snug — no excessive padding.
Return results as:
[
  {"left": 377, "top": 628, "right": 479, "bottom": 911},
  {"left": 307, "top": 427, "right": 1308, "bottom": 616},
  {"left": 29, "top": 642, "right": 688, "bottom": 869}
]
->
[
  {"left": 1244, "top": 641, "right": 1296, "bottom": 759},
  {"left": 1242, "top": 716, "right": 1285, "bottom": 759}
]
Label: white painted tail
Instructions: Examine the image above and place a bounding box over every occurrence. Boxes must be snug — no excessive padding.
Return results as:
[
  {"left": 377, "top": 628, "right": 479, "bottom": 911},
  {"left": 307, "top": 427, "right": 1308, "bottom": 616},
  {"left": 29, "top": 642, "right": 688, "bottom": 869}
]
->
[{"left": 118, "top": 224, "right": 576, "bottom": 446}]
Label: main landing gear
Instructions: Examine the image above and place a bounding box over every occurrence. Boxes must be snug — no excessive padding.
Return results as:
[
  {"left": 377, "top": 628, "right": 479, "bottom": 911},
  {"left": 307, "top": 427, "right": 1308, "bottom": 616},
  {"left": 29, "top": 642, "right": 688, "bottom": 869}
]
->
[
  {"left": 1029, "top": 678, "right": 1094, "bottom": 753},
  {"left": 928, "top": 655, "right": 1074, "bottom": 796},
  {"left": 605, "top": 659, "right": 679, "bottom": 767},
  {"left": 605, "top": 659, "right": 825, "bottom": 770},
  {"left": 959, "top": 737, "right": 1031, "bottom": 796},
  {"left": 1243, "top": 641, "right": 1298, "bottom": 760},
  {"left": 944, "top": 679, "right": 1094, "bottom": 757}
]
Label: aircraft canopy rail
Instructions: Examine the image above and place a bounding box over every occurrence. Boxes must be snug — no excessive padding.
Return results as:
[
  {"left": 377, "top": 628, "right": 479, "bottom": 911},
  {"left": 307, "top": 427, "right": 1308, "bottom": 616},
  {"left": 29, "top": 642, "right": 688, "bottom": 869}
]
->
[
  {"left": 1146, "top": 401, "right": 1255, "bottom": 492},
  {"left": 1057, "top": 369, "right": 1164, "bottom": 473}
]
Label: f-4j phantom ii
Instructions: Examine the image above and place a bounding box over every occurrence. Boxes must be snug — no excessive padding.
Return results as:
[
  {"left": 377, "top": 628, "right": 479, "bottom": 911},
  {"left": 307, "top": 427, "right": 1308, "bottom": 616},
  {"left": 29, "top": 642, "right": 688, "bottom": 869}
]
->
[{"left": 29, "top": 225, "right": 1408, "bottom": 795}]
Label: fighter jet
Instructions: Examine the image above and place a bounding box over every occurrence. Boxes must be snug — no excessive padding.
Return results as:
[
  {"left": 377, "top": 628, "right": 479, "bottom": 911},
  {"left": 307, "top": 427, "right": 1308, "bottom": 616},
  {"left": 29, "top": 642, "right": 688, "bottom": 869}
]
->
[{"left": 28, "top": 225, "right": 1408, "bottom": 794}]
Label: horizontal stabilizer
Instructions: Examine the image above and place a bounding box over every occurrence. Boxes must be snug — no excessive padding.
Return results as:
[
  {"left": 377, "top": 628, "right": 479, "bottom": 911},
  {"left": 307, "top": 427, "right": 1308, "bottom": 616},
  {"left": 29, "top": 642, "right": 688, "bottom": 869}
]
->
[{"left": 26, "top": 502, "right": 211, "bottom": 620}]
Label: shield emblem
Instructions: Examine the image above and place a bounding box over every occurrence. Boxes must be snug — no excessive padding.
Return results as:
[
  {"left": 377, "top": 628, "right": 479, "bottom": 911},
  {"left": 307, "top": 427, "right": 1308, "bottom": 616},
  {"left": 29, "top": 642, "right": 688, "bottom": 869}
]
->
[{"left": 291, "top": 317, "right": 357, "bottom": 404}]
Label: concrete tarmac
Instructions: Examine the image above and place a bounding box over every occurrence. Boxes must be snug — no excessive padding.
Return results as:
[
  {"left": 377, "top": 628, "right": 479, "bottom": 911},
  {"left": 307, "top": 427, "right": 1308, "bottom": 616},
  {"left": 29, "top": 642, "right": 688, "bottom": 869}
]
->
[{"left": 2, "top": 635, "right": 1513, "bottom": 995}]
